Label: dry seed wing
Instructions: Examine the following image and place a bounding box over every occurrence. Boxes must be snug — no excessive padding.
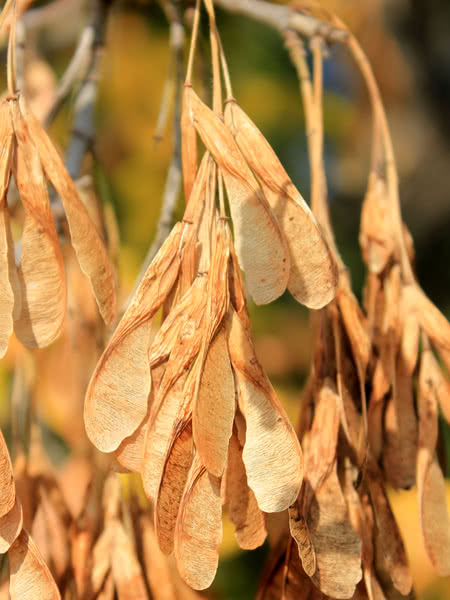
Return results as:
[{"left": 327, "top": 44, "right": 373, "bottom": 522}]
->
[
  {"left": 193, "top": 326, "right": 235, "bottom": 477},
  {"left": 0, "top": 498, "right": 23, "bottom": 553},
  {"left": 0, "top": 429, "right": 15, "bottom": 517},
  {"left": 20, "top": 97, "right": 116, "bottom": 326},
  {"left": 9, "top": 529, "right": 61, "bottom": 600},
  {"left": 0, "top": 101, "right": 17, "bottom": 356},
  {"left": 228, "top": 309, "right": 303, "bottom": 512},
  {"left": 224, "top": 100, "right": 337, "bottom": 309},
  {"left": 142, "top": 371, "right": 190, "bottom": 503},
  {"left": 174, "top": 454, "right": 222, "bottom": 590},
  {"left": 84, "top": 223, "right": 183, "bottom": 453},
  {"left": 308, "top": 466, "right": 362, "bottom": 599},
  {"left": 111, "top": 520, "right": 149, "bottom": 599},
  {"left": 11, "top": 105, "right": 66, "bottom": 348},
  {"left": 155, "top": 420, "right": 193, "bottom": 554},
  {"left": 185, "top": 87, "right": 290, "bottom": 305},
  {"left": 225, "top": 428, "right": 267, "bottom": 550}
]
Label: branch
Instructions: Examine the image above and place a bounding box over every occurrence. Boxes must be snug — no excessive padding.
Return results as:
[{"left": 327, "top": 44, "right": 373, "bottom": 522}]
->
[
  {"left": 214, "top": 0, "right": 347, "bottom": 43},
  {"left": 127, "top": 1, "right": 185, "bottom": 303}
]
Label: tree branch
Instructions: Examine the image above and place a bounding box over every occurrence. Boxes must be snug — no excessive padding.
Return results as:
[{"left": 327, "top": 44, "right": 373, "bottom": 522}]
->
[{"left": 214, "top": 0, "right": 347, "bottom": 43}]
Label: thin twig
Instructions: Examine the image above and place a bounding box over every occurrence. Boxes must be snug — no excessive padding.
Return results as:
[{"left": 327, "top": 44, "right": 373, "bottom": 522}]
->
[
  {"left": 44, "top": 23, "right": 95, "bottom": 128},
  {"left": 127, "top": 0, "right": 185, "bottom": 303},
  {"left": 214, "top": 0, "right": 347, "bottom": 43}
]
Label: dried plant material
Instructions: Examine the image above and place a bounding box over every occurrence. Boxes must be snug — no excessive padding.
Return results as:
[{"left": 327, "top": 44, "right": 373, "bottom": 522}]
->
[
  {"left": 228, "top": 310, "right": 303, "bottom": 512},
  {"left": 226, "top": 429, "right": 267, "bottom": 550},
  {"left": 0, "top": 498, "right": 23, "bottom": 553},
  {"left": 185, "top": 87, "right": 290, "bottom": 305},
  {"left": 181, "top": 87, "right": 197, "bottom": 202},
  {"left": 367, "top": 467, "right": 412, "bottom": 595},
  {"left": 359, "top": 172, "right": 394, "bottom": 274},
  {"left": 382, "top": 362, "right": 417, "bottom": 489},
  {"left": 418, "top": 458, "right": 450, "bottom": 577},
  {"left": 174, "top": 455, "right": 222, "bottom": 590},
  {"left": 0, "top": 105, "right": 16, "bottom": 356},
  {"left": 85, "top": 223, "right": 183, "bottom": 453},
  {"left": 9, "top": 529, "right": 61, "bottom": 600},
  {"left": 224, "top": 100, "right": 337, "bottom": 309},
  {"left": 308, "top": 467, "right": 362, "bottom": 599},
  {"left": 156, "top": 420, "right": 193, "bottom": 554},
  {"left": 111, "top": 520, "right": 149, "bottom": 599},
  {"left": 21, "top": 97, "right": 116, "bottom": 326},
  {"left": 403, "top": 283, "right": 450, "bottom": 353},
  {"left": 142, "top": 370, "right": 191, "bottom": 503},
  {"left": 337, "top": 284, "right": 370, "bottom": 376},
  {"left": 257, "top": 540, "right": 313, "bottom": 600},
  {"left": 304, "top": 378, "right": 340, "bottom": 495},
  {"left": 193, "top": 327, "right": 235, "bottom": 477},
  {"left": 91, "top": 527, "right": 113, "bottom": 596},
  {"left": 11, "top": 105, "right": 66, "bottom": 348},
  {"left": 289, "top": 502, "right": 316, "bottom": 577},
  {"left": 140, "top": 514, "right": 178, "bottom": 600},
  {"left": 31, "top": 481, "right": 70, "bottom": 580},
  {"left": 417, "top": 349, "right": 450, "bottom": 576},
  {"left": 0, "top": 429, "right": 15, "bottom": 517}
]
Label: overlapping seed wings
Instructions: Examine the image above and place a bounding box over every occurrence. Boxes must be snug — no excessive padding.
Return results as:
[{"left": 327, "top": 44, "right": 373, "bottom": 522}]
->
[
  {"left": 227, "top": 308, "right": 303, "bottom": 513},
  {"left": 10, "top": 101, "right": 66, "bottom": 348},
  {"left": 0, "top": 101, "right": 17, "bottom": 356},
  {"left": 224, "top": 100, "right": 338, "bottom": 309},
  {"left": 84, "top": 222, "right": 185, "bottom": 453},
  {"left": 21, "top": 96, "right": 116, "bottom": 327},
  {"left": 185, "top": 87, "right": 290, "bottom": 305}
]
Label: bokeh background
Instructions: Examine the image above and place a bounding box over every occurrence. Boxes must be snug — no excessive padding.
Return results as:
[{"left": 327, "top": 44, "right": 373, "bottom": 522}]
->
[{"left": 1, "top": 0, "right": 450, "bottom": 598}]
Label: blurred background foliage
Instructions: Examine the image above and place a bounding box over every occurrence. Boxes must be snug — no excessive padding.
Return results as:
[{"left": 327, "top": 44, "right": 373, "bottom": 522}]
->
[{"left": 1, "top": 0, "right": 450, "bottom": 598}]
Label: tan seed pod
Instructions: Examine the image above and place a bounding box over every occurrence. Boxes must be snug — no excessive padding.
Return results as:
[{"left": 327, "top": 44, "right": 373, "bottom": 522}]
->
[
  {"left": 224, "top": 99, "right": 338, "bottom": 309},
  {"left": 11, "top": 102, "right": 66, "bottom": 348},
  {"left": 181, "top": 86, "right": 198, "bottom": 203},
  {"left": 228, "top": 309, "right": 303, "bottom": 512},
  {"left": 0, "top": 101, "right": 17, "bottom": 356},
  {"left": 9, "top": 529, "right": 61, "bottom": 600},
  {"left": 308, "top": 466, "right": 362, "bottom": 599},
  {"left": 174, "top": 454, "right": 222, "bottom": 590},
  {"left": 155, "top": 420, "right": 193, "bottom": 555},
  {"left": 84, "top": 222, "right": 184, "bottom": 453},
  {"left": 193, "top": 326, "right": 235, "bottom": 478},
  {"left": 288, "top": 501, "right": 316, "bottom": 577},
  {"left": 417, "top": 349, "right": 450, "bottom": 576},
  {"left": 20, "top": 96, "right": 116, "bottom": 326},
  {"left": 0, "top": 429, "right": 15, "bottom": 518},
  {"left": 366, "top": 466, "right": 412, "bottom": 595},
  {"left": 111, "top": 519, "right": 149, "bottom": 599},
  {"left": 225, "top": 429, "right": 267, "bottom": 550},
  {"left": 185, "top": 87, "right": 290, "bottom": 305},
  {"left": 0, "top": 498, "right": 23, "bottom": 553}
]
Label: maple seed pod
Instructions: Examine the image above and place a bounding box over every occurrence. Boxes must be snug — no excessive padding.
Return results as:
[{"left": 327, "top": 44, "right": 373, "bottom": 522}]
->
[{"left": 224, "top": 99, "right": 338, "bottom": 309}]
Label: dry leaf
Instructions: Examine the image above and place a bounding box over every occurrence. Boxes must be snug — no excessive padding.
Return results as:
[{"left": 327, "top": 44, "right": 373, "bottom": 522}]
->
[
  {"left": 225, "top": 100, "right": 337, "bottom": 309},
  {"left": 9, "top": 529, "right": 61, "bottom": 600},
  {"left": 174, "top": 454, "right": 222, "bottom": 590}
]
